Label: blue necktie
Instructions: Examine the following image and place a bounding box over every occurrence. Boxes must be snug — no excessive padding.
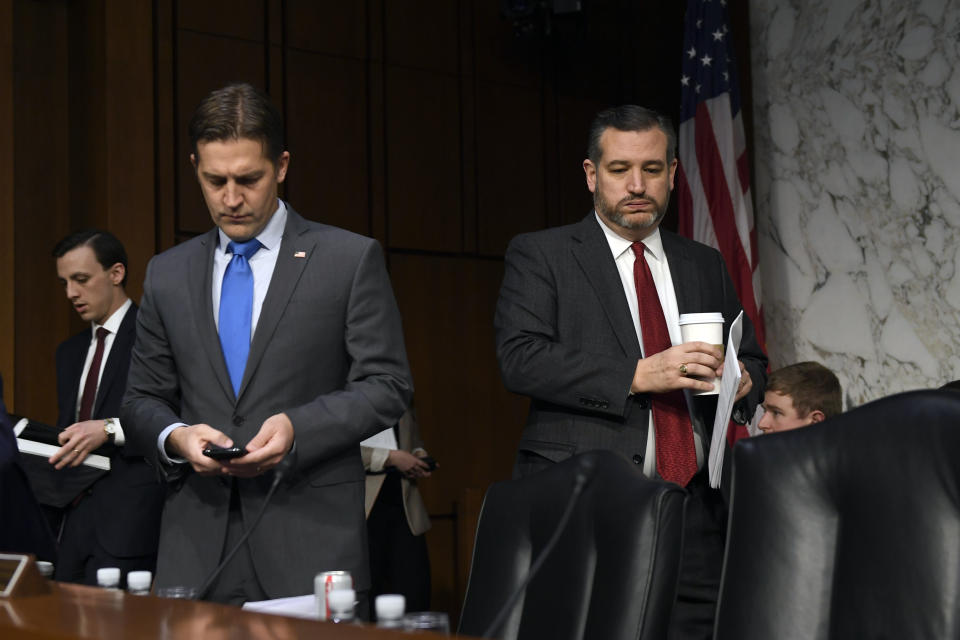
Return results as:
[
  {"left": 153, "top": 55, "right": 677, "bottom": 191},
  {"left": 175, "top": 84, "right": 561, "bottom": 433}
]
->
[{"left": 219, "top": 239, "right": 262, "bottom": 396}]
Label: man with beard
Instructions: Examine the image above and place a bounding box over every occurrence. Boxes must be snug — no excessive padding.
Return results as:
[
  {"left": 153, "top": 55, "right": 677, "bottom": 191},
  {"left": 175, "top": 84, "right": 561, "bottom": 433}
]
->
[{"left": 494, "top": 105, "right": 767, "bottom": 640}]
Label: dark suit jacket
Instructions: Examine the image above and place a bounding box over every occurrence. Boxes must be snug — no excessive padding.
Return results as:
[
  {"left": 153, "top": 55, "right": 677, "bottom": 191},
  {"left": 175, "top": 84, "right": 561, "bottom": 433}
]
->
[
  {"left": 121, "top": 206, "right": 413, "bottom": 597},
  {"left": 0, "top": 374, "right": 58, "bottom": 560},
  {"left": 495, "top": 213, "right": 767, "bottom": 473},
  {"left": 55, "top": 304, "right": 165, "bottom": 558}
]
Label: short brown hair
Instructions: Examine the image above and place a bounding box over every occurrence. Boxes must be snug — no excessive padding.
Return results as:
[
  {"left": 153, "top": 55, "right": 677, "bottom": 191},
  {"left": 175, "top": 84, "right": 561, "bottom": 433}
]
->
[
  {"left": 587, "top": 105, "right": 677, "bottom": 166},
  {"left": 188, "top": 83, "right": 285, "bottom": 164},
  {"left": 766, "top": 362, "right": 842, "bottom": 419}
]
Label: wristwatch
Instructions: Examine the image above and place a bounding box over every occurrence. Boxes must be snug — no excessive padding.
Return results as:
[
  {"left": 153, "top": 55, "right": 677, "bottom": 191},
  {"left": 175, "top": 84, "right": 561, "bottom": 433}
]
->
[{"left": 104, "top": 418, "right": 117, "bottom": 443}]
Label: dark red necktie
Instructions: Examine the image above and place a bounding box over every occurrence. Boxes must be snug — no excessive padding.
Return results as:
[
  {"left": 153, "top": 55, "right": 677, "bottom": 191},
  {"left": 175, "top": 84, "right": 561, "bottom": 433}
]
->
[
  {"left": 78, "top": 327, "right": 109, "bottom": 422},
  {"left": 631, "top": 242, "right": 698, "bottom": 486}
]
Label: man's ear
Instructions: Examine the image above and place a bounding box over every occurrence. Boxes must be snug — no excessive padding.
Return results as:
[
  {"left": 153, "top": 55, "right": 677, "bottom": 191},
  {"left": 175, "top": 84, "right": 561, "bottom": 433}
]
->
[
  {"left": 108, "top": 263, "right": 125, "bottom": 287},
  {"left": 190, "top": 153, "right": 198, "bottom": 170},
  {"left": 808, "top": 410, "right": 826, "bottom": 424},
  {"left": 583, "top": 159, "right": 597, "bottom": 193},
  {"left": 275, "top": 150, "right": 291, "bottom": 184}
]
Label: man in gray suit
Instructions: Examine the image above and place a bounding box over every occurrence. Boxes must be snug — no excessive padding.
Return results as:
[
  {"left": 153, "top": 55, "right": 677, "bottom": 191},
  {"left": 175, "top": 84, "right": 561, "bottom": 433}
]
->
[
  {"left": 122, "top": 83, "right": 412, "bottom": 607},
  {"left": 495, "top": 105, "right": 767, "bottom": 639}
]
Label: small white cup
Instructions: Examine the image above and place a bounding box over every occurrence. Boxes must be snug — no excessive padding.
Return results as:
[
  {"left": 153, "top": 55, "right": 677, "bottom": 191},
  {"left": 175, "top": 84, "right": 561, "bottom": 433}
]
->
[{"left": 678, "top": 313, "right": 724, "bottom": 395}]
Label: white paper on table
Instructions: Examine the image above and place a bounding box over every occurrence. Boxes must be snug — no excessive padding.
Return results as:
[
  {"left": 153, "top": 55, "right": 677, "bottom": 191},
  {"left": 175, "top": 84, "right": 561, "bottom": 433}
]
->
[
  {"left": 242, "top": 594, "right": 318, "bottom": 619},
  {"left": 360, "top": 426, "right": 398, "bottom": 450},
  {"left": 708, "top": 310, "right": 743, "bottom": 488}
]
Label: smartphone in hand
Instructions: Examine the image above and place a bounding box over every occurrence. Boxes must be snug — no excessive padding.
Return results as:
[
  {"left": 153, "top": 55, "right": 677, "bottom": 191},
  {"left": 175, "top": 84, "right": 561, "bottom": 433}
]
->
[{"left": 202, "top": 444, "right": 248, "bottom": 460}]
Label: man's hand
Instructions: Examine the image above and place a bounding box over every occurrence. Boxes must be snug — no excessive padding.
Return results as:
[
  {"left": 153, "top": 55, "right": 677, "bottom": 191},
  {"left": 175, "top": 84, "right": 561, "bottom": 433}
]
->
[
  {"left": 631, "top": 341, "right": 723, "bottom": 395},
  {"left": 49, "top": 420, "right": 109, "bottom": 470},
  {"left": 387, "top": 450, "right": 432, "bottom": 479},
  {"left": 166, "top": 424, "right": 234, "bottom": 476},
  {"left": 734, "top": 360, "right": 753, "bottom": 402},
  {"left": 223, "top": 413, "right": 295, "bottom": 479}
]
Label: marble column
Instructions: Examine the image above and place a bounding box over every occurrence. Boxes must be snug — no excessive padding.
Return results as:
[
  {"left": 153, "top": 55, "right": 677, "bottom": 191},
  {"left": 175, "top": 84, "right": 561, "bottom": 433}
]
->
[{"left": 749, "top": 0, "right": 960, "bottom": 406}]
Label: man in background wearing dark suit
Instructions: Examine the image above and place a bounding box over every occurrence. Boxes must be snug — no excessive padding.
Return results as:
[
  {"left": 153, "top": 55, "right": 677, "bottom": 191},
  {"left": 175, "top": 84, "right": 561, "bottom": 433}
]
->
[
  {"left": 495, "top": 105, "right": 767, "bottom": 640},
  {"left": 0, "top": 373, "right": 57, "bottom": 561},
  {"left": 49, "top": 230, "right": 164, "bottom": 586}
]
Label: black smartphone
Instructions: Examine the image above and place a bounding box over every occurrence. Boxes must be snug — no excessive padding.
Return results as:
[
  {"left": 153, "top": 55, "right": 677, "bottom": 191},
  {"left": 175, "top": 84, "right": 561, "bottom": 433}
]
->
[
  {"left": 202, "top": 444, "right": 248, "bottom": 460},
  {"left": 420, "top": 456, "right": 438, "bottom": 471}
]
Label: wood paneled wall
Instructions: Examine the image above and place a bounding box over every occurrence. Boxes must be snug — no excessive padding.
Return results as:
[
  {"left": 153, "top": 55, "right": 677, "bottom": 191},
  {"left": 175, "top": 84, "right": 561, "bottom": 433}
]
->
[{"left": 2, "top": 0, "right": 753, "bottom": 623}]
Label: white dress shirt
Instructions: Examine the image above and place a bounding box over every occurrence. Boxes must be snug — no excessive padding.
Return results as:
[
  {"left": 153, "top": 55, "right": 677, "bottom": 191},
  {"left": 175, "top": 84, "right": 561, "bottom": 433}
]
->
[
  {"left": 75, "top": 298, "right": 133, "bottom": 445},
  {"left": 595, "top": 213, "right": 703, "bottom": 476}
]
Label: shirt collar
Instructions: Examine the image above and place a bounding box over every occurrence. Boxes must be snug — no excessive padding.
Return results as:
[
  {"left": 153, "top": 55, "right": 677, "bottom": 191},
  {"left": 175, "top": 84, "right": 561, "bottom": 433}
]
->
[
  {"left": 93, "top": 298, "right": 132, "bottom": 335},
  {"left": 593, "top": 211, "right": 665, "bottom": 263},
  {"left": 217, "top": 199, "right": 287, "bottom": 253}
]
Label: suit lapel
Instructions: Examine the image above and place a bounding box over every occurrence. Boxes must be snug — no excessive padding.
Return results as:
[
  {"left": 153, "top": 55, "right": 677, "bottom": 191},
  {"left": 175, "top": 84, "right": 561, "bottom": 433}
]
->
[
  {"left": 238, "top": 207, "right": 314, "bottom": 400},
  {"left": 661, "top": 230, "right": 701, "bottom": 314},
  {"left": 92, "top": 304, "right": 136, "bottom": 417},
  {"left": 570, "top": 214, "right": 641, "bottom": 356},
  {"left": 189, "top": 229, "right": 237, "bottom": 403}
]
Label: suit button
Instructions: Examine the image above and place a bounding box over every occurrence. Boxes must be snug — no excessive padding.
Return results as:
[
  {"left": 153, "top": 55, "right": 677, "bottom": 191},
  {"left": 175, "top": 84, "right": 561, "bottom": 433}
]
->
[
  {"left": 637, "top": 398, "right": 649, "bottom": 409},
  {"left": 632, "top": 454, "right": 642, "bottom": 465},
  {"left": 232, "top": 415, "right": 244, "bottom": 426}
]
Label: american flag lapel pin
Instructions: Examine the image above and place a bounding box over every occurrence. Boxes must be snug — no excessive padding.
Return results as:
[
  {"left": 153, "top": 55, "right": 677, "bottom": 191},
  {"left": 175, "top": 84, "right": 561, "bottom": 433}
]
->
[{"left": 294, "top": 251, "right": 306, "bottom": 258}]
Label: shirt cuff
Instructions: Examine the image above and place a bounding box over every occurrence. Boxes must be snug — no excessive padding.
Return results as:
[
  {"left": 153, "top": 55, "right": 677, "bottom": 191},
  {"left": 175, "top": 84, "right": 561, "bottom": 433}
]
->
[
  {"left": 369, "top": 447, "right": 390, "bottom": 473},
  {"left": 158, "top": 423, "right": 189, "bottom": 466},
  {"left": 110, "top": 418, "right": 126, "bottom": 446}
]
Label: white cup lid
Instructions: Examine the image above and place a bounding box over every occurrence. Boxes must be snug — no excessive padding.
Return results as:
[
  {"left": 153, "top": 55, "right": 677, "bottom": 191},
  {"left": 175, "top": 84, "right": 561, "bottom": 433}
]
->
[
  {"left": 127, "top": 571, "right": 152, "bottom": 590},
  {"left": 96, "top": 567, "right": 121, "bottom": 585},
  {"left": 327, "top": 588, "right": 356, "bottom": 611},
  {"left": 376, "top": 594, "right": 406, "bottom": 619},
  {"left": 678, "top": 312, "right": 724, "bottom": 325}
]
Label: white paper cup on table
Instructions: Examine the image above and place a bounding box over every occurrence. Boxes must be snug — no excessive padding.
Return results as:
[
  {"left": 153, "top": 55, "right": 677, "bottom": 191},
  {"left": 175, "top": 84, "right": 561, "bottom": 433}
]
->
[{"left": 678, "top": 313, "right": 724, "bottom": 395}]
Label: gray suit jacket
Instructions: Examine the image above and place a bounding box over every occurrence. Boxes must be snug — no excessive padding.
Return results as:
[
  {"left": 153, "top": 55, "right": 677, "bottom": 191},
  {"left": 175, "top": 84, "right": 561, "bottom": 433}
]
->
[
  {"left": 121, "top": 206, "right": 413, "bottom": 596},
  {"left": 495, "top": 213, "right": 767, "bottom": 473}
]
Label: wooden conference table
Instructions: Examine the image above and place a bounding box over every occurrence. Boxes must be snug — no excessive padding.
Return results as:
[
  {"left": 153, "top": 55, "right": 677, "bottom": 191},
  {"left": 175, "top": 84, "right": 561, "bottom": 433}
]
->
[{"left": 0, "top": 582, "right": 454, "bottom": 639}]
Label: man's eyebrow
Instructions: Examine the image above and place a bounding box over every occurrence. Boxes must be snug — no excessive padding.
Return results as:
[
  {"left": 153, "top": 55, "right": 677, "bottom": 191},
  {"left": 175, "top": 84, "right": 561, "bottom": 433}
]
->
[{"left": 201, "top": 170, "right": 265, "bottom": 180}]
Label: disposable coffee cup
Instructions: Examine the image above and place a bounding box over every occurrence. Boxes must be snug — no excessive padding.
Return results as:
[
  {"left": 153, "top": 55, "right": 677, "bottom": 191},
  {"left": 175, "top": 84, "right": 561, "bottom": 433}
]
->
[{"left": 678, "top": 313, "right": 724, "bottom": 395}]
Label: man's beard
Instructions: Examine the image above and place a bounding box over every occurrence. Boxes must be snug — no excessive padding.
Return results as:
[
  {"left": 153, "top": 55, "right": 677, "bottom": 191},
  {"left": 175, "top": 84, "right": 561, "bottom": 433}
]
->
[{"left": 594, "top": 184, "right": 668, "bottom": 233}]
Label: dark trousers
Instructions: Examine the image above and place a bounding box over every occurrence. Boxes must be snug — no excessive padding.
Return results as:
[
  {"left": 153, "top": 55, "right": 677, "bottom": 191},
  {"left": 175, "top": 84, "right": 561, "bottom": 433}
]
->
[
  {"left": 367, "top": 472, "right": 431, "bottom": 617},
  {"left": 668, "top": 468, "right": 726, "bottom": 640},
  {"left": 54, "top": 492, "right": 157, "bottom": 588},
  {"left": 204, "top": 482, "right": 269, "bottom": 606}
]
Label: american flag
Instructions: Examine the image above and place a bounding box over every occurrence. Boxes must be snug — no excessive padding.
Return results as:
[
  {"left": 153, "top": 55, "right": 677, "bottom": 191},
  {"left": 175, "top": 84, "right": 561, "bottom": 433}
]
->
[{"left": 676, "top": 0, "right": 765, "bottom": 442}]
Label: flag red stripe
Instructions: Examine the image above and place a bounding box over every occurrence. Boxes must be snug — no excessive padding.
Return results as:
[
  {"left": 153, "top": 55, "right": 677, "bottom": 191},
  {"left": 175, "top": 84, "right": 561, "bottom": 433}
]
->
[{"left": 692, "top": 104, "right": 762, "bottom": 331}]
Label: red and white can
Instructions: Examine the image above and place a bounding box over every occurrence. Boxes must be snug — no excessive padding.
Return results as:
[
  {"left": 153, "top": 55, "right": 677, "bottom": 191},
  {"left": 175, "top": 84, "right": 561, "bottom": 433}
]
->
[{"left": 315, "top": 570, "right": 353, "bottom": 621}]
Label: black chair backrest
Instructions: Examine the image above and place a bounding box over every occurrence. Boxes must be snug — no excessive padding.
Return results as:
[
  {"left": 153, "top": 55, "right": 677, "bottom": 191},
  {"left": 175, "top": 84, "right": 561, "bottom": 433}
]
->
[
  {"left": 458, "top": 450, "right": 687, "bottom": 640},
  {"left": 716, "top": 390, "right": 960, "bottom": 639}
]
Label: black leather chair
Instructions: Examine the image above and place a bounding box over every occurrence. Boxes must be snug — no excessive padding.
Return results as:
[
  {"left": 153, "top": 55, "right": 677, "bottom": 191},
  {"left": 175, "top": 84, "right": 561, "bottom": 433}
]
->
[
  {"left": 458, "top": 450, "right": 687, "bottom": 640},
  {"left": 715, "top": 390, "right": 960, "bottom": 639}
]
